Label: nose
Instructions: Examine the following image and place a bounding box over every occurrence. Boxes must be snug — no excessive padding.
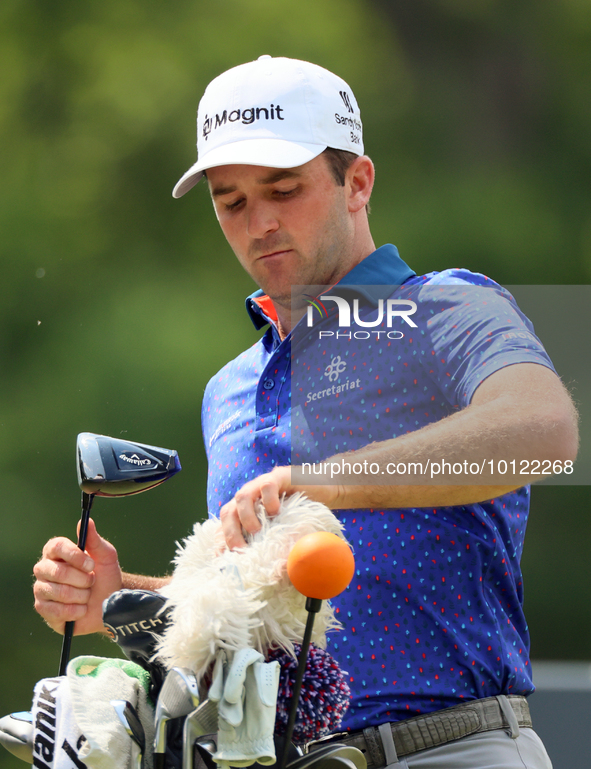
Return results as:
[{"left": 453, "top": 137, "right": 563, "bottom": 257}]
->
[{"left": 246, "top": 199, "right": 279, "bottom": 239}]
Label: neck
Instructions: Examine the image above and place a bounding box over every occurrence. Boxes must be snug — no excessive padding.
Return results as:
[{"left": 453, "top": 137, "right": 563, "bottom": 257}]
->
[{"left": 274, "top": 230, "right": 376, "bottom": 339}]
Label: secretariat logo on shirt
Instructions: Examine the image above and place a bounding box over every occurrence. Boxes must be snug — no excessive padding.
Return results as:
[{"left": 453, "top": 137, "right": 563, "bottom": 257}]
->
[
  {"left": 306, "top": 356, "right": 361, "bottom": 405},
  {"left": 324, "top": 355, "right": 346, "bottom": 381},
  {"left": 304, "top": 294, "right": 418, "bottom": 341}
]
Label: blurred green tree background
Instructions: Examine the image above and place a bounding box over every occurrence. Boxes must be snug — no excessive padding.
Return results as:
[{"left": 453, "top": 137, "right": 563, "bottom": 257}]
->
[{"left": 1, "top": 2, "right": 590, "bottom": 765}]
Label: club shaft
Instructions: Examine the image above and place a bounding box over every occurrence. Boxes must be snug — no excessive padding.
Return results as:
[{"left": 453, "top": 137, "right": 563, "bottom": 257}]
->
[
  {"left": 278, "top": 597, "right": 322, "bottom": 769},
  {"left": 58, "top": 492, "right": 94, "bottom": 676}
]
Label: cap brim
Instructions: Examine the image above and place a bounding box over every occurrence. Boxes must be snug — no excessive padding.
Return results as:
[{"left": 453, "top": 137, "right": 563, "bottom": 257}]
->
[{"left": 172, "top": 138, "right": 327, "bottom": 198}]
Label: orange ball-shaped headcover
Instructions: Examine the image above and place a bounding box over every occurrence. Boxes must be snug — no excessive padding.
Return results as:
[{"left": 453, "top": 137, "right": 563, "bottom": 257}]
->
[{"left": 287, "top": 531, "right": 355, "bottom": 599}]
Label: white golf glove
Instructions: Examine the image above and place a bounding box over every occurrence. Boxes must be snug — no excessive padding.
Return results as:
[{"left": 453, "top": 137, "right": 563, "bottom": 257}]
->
[{"left": 208, "top": 648, "right": 280, "bottom": 768}]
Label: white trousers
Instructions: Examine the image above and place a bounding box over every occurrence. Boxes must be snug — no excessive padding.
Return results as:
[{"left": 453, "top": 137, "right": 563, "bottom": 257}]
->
[{"left": 381, "top": 728, "right": 552, "bottom": 769}]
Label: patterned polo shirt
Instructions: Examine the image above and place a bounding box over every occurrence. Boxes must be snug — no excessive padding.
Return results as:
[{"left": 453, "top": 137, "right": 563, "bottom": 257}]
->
[{"left": 201, "top": 244, "right": 555, "bottom": 729}]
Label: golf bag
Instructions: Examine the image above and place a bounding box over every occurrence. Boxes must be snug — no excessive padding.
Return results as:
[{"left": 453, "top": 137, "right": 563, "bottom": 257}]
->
[
  {"left": 0, "top": 588, "right": 365, "bottom": 769},
  {"left": 0, "top": 494, "right": 366, "bottom": 769}
]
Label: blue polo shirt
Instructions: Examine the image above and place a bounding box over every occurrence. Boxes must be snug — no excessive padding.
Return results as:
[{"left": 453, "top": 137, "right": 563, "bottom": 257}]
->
[{"left": 201, "top": 244, "right": 555, "bottom": 729}]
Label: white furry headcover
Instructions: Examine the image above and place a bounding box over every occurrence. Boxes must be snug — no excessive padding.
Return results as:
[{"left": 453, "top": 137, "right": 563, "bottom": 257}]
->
[{"left": 155, "top": 494, "right": 347, "bottom": 682}]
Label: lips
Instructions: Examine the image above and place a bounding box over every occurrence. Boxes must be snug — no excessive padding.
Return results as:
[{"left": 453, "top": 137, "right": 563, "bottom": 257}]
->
[{"left": 258, "top": 249, "right": 293, "bottom": 260}]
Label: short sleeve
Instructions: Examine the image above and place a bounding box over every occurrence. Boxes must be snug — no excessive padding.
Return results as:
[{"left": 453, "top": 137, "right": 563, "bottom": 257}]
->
[{"left": 414, "top": 270, "right": 556, "bottom": 408}]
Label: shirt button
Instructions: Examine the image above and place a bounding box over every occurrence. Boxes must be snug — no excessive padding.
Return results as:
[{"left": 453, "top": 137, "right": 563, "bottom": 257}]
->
[{"left": 263, "top": 378, "right": 275, "bottom": 390}]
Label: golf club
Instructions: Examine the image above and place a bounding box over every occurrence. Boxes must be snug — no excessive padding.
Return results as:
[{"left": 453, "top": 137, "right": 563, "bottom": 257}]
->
[
  {"left": 111, "top": 700, "right": 145, "bottom": 769},
  {"left": 182, "top": 699, "right": 218, "bottom": 769},
  {"left": 58, "top": 433, "right": 182, "bottom": 676},
  {"left": 0, "top": 712, "right": 33, "bottom": 764},
  {"left": 278, "top": 533, "right": 355, "bottom": 769},
  {"left": 153, "top": 667, "right": 199, "bottom": 769},
  {"left": 285, "top": 745, "right": 365, "bottom": 769}
]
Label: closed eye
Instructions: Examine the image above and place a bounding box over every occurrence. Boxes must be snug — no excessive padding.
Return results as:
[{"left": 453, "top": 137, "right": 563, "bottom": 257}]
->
[
  {"left": 223, "top": 187, "right": 299, "bottom": 212},
  {"left": 224, "top": 197, "right": 245, "bottom": 212}
]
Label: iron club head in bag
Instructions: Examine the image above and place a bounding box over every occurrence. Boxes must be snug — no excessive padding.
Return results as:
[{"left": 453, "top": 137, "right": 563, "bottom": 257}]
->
[
  {"left": 182, "top": 699, "right": 219, "bottom": 769},
  {"left": 112, "top": 700, "right": 145, "bottom": 769},
  {"left": 153, "top": 667, "right": 200, "bottom": 769},
  {"left": 58, "top": 433, "right": 182, "bottom": 676}
]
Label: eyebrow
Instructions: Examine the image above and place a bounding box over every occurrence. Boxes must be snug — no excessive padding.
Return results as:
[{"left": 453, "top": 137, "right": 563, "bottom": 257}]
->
[
  {"left": 259, "top": 169, "right": 301, "bottom": 184},
  {"left": 210, "top": 169, "right": 302, "bottom": 199}
]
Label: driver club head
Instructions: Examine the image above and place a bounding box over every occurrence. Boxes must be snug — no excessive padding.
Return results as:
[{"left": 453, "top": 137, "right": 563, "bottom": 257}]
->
[
  {"left": 58, "top": 433, "right": 181, "bottom": 677},
  {"left": 77, "top": 433, "right": 181, "bottom": 497}
]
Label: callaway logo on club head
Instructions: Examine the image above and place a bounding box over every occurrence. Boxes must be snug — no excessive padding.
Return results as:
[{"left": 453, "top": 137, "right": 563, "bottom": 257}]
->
[{"left": 119, "top": 452, "right": 155, "bottom": 467}]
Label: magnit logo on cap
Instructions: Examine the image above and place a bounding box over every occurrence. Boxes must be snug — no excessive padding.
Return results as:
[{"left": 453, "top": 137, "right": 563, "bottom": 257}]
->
[{"left": 202, "top": 104, "right": 284, "bottom": 141}]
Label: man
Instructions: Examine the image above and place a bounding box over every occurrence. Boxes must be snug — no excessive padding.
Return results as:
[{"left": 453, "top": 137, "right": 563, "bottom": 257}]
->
[{"left": 34, "top": 56, "right": 577, "bottom": 767}]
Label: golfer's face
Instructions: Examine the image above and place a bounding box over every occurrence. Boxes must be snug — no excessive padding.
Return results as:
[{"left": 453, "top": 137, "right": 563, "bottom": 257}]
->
[{"left": 207, "top": 155, "right": 354, "bottom": 308}]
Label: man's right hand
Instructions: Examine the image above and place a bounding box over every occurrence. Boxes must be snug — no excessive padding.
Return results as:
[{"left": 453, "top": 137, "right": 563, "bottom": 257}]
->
[{"left": 33, "top": 517, "right": 123, "bottom": 636}]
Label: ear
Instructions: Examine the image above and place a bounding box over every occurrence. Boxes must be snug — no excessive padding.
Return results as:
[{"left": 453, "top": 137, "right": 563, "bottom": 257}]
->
[{"left": 346, "top": 156, "right": 375, "bottom": 213}]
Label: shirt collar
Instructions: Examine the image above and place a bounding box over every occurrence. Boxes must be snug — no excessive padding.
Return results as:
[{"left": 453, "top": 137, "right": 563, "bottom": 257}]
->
[{"left": 245, "top": 244, "right": 415, "bottom": 329}]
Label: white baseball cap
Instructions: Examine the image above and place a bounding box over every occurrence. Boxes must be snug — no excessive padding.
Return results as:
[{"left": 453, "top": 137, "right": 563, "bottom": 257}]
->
[{"left": 172, "top": 55, "right": 364, "bottom": 198}]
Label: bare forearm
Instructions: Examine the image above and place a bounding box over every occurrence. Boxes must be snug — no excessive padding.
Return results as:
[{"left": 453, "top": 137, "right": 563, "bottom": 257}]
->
[
  {"left": 121, "top": 572, "right": 172, "bottom": 591},
  {"left": 293, "top": 365, "right": 579, "bottom": 510},
  {"left": 219, "top": 365, "right": 578, "bottom": 548},
  {"left": 326, "top": 481, "right": 518, "bottom": 510}
]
